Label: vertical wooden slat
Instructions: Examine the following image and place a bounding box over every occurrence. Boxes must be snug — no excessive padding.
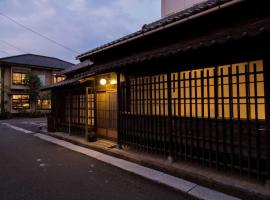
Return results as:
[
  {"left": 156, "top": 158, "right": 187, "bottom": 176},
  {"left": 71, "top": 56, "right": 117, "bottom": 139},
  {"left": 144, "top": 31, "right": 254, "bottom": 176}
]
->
[
  {"left": 236, "top": 65, "right": 243, "bottom": 174},
  {"left": 228, "top": 65, "right": 234, "bottom": 171},
  {"left": 263, "top": 58, "right": 270, "bottom": 181},
  {"left": 214, "top": 66, "right": 219, "bottom": 168},
  {"left": 135, "top": 77, "right": 139, "bottom": 149},
  {"left": 131, "top": 79, "right": 136, "bottom": 147},
  {"left": 146, "top": 77, "right": 150, "bottom": 150},
  {"left": 220, "top": 68, "right": 227, "bottom": 169},
  {"left": 189, "top": 71, "right": 194, "bottom": 160},
  {"left": 245, "top": 64, "right": 252, "bottom": 177},
  {"left": 178, "top": 72, "right": 183, "bottom": 159},
  {"left": 149, "top": 77, "right": 153, "bottom": 151},
  {"left": 154, "top": 76, "right": 158, "bottom": 152},
  {"left": 157, "top": 76, "right": 161, "bottom": 153},
  {"left": 162, "top": 75, "right": 167, "bottom": 155},
  {"left": 172, "top": 74, "right": 178, "bottom": 158},
  {"left": 167, "top": 72, "right": 173, "bottom": 159},
  {"left": 141, "top": 77, "right": 146, "bottom": 149},
  {"left": 138, "top": 77, "right": 142, "bottom": 150},
  {"left": 207, "top": 69, "right": 212, "bottom": 166},
  {"left": 85, "top": 87, "right": 89, "bottom": 138},
  {"left": 183, "top": 72, "right": 188, "bottom": 160},
  {"left": 194, "top": 71, "right": 199, "bottom": 160},
  {"left": 117, "top": 72, "right": 122, "bottom": 148},
  {"left": 201, "top": 70, "right": 206, "bottom": 165},
  {"left": 253, "top": 63, "right": 261, "bottom": 179}
]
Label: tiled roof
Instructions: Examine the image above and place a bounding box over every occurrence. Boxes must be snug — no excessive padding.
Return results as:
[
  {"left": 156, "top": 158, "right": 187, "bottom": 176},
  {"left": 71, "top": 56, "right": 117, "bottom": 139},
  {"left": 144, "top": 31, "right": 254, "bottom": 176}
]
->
[
  {"left": 76, "top": 0, "right": 234, "bottom": 60},
  {"left": 41, "top": 76, "right": 82, "bottom": 90},
  {"left": 0, "top": 54, "right": 73, "bottom": 70},
  {"left": 62, "top": 59, "right": 93, "bottom": 74},
  {"left": 44, "top": 14, "right": 269, "bottom": 91},
  {"left": 41, "top": 73, "right": 96, "bottom": 90},
  {"left": 79, "top": 16, "right": 270, "bottom": 76}
]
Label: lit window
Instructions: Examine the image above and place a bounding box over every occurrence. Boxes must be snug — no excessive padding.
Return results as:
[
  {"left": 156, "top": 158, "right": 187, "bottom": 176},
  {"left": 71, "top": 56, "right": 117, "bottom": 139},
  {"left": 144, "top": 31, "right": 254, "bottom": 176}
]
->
[
  {"left": 12, "top": 72, "right": 27, "bottom": 85},
  {"left": 37, "top": 99, "right": 51, "bottom": 110},
  {"left": 53, "top": 75, "right": 65, "bottom": 83},
  {"left": 12, "top": 95, "right": 30, "bottom": 109}
]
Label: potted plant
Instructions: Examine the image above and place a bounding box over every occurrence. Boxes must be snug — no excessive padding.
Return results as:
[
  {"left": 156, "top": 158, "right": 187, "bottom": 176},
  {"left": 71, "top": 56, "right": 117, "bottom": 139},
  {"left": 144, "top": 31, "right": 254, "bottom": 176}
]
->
[{"left": 86, "top": 131, "right": 97, "bottom": 142}]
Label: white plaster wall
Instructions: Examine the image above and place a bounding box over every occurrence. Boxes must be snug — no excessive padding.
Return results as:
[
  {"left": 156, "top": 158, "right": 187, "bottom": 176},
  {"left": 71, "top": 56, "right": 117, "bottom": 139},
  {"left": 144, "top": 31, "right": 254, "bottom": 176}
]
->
[{"left": 161, "top": 0, "right": 205, "bottom": 18}]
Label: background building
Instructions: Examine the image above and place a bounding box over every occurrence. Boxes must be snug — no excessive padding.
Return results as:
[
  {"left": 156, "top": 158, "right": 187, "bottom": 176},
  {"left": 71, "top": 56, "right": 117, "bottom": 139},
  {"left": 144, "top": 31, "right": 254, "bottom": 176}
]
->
[
  {"left": 161, "top": 0, "right": 204, "bottom": 18},
  {"left": 0, "top": 54, "right": 73, "bottom": 114}
]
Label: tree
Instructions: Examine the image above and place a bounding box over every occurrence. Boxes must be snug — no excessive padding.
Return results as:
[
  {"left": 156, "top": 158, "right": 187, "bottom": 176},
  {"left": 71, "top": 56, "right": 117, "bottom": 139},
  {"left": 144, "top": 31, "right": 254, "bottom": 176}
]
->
[{"left": 25, "top": 72, "right": 41, "bottom": 112}]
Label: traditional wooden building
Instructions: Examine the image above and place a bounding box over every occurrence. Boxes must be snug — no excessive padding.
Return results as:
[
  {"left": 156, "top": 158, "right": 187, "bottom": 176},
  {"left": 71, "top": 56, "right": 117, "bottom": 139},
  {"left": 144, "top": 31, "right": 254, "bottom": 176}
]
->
[{"left": 43, "top": 0, "right": 270, "bottom": 182}]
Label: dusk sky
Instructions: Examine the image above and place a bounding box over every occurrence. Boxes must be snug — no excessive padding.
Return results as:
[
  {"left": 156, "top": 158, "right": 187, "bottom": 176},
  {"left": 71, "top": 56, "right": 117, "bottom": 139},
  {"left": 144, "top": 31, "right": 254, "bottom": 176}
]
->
[{"left": 0, "top": 0, "right": 160, "bottom": 63}]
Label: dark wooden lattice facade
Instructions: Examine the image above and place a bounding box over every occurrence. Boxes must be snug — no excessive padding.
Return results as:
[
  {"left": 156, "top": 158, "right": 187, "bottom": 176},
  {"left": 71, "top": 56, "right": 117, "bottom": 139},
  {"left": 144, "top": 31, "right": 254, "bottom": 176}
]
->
[{"left": 118, "top": 60, "right": 269, "bottom": 180}]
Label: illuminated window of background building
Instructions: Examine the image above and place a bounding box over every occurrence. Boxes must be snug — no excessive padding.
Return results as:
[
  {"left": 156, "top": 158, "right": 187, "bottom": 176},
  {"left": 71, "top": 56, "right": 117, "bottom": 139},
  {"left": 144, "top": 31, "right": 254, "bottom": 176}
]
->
[
  {"left": 12, "top": 72, "right": 27, "bottom": 85},
  {"left": 12, "top": 95, "right": 30, "bottom": 109},
  {"left": 53, "top": 75, "right": 65, "bottom": 83},
  {"left": 37, "top": 99, "right": 51, "bottom": 110}
]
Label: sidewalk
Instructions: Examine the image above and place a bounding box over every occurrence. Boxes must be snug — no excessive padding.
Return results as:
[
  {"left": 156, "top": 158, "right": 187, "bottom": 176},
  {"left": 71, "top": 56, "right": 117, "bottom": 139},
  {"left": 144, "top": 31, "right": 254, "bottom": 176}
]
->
[{"left": 42, "top": 131, "right": 270, "bottom": 200}]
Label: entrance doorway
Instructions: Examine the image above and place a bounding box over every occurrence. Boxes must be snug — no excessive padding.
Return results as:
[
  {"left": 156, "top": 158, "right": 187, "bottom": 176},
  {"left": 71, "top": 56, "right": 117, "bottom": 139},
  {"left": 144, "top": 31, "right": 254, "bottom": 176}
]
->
[{"left": 96, "top": 91, "right": 117, "bottom": 140}]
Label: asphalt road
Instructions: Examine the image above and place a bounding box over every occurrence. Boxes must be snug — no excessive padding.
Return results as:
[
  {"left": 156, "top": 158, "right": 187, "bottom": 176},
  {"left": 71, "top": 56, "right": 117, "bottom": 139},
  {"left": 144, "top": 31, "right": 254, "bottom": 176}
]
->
[{"left": 0, "top": 119, "right": 191, "bottom": 200}]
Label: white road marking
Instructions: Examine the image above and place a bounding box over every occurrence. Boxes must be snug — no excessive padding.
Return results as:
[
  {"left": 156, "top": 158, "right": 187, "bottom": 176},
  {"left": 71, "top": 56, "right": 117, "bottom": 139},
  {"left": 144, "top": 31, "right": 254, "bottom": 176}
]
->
[
  {"left": 34, "top": 133, "right": 240, "bottom": 200},
  {"left": 1, "top": 123, "right": 33, "bottom": 134}
]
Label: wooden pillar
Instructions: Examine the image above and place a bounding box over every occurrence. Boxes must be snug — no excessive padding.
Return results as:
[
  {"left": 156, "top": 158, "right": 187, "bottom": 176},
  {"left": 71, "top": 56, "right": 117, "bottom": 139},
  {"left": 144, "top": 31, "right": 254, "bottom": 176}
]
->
[
  {"left": 167, "top": 72, "right": 173, "bottom": 162},
  {"left": 264, "top": 57, "right": 270, "bottom": 184},
  {"left": 68, "top": 91, "right": 72, "bottom": 135},
  {"left": 117, "top": 72, "right": 122, "bottom": 149},
  {"left": 85, "top": 87, "right": 89, "bottom": 138}
]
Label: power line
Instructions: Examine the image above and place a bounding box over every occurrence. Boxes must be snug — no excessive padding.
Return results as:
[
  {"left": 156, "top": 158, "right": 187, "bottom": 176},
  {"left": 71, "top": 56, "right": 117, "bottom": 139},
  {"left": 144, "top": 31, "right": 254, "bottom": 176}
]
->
[
  {"left": 0, "top": 11, "right": 81, "bottom": 54},
  {"left": 0, "top": 39, "right": 28, "bottom": 53},
  {"left": 0, "top": 49, "right": 12, "bottom": 56}
]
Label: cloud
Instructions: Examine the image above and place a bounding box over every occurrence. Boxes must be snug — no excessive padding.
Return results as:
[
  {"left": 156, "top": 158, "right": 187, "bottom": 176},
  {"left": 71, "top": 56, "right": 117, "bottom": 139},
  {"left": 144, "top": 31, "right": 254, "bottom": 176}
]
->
[{"left": 0, "top": 0, "right": 160, "bottom": 63}]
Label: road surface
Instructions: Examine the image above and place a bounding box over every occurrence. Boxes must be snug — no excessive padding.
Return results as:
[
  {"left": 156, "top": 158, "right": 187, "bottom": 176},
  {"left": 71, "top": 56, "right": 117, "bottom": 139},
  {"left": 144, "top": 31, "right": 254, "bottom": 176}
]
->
[{"left": 0, "top": 119, "right": 191, "bottom": 200}]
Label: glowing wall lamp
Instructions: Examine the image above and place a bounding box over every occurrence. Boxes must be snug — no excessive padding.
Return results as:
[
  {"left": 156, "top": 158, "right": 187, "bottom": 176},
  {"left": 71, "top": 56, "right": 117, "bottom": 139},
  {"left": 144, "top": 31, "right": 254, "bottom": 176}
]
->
[
  {"left": 110, "top": 79, "right": 117, "bottom": 85},
  {"left": 99, "top": 78, "right": 107, "bottom": 86}
]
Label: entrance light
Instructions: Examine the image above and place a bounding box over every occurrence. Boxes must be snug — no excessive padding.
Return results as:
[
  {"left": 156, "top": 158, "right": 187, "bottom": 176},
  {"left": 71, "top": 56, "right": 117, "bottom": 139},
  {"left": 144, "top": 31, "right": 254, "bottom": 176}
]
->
[{"left": 100, "top": 78, "right": 107, "bottom": 85}]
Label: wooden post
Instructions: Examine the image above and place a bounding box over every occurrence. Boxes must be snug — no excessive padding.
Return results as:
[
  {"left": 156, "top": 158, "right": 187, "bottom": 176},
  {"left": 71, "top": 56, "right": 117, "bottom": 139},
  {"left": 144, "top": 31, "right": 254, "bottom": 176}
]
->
[
  {"left": 68, "top": 92, "right": 71, "bottom": 135},
  {"left": 85, "top": 87, "right": 89, "bottom": 139},
  {"left": 167, "top": 72, "right": 173, "bottom": 162},
  {"left": 117, "top": 72, "right": 122, "bottom": 149},
  {"left": 264, "top": 57, "right": 270, "bottom": 185}
]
